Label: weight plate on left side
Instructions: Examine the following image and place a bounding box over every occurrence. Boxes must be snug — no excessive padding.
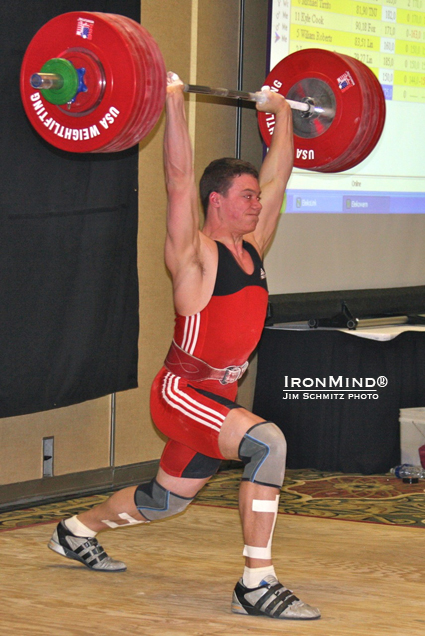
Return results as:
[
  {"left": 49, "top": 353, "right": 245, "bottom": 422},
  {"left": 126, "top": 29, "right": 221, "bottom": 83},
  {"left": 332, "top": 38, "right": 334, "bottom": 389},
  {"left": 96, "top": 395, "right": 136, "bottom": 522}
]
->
[{"left": 20, "top": 11, "right": 144, "bottom": 153}]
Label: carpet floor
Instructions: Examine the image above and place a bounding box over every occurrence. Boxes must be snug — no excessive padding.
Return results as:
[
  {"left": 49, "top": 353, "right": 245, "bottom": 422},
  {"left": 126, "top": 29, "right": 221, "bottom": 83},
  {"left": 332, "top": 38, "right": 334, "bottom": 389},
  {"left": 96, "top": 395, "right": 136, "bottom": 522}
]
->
[{"left": 1, "top": 467, "right": 424, "bottom": 531}]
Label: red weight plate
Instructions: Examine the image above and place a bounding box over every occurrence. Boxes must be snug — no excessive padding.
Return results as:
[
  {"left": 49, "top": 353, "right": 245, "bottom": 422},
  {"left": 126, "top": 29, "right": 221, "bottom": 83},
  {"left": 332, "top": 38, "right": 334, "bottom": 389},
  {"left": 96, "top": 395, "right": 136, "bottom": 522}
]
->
[
  {"left": 319, "top": 54, "right": 375, "bottom": 173},
  {"left": 96, "top": 14, "right": 165, "bottom": 152},
  {"left": 258, "top": 49, "right": 371, "bottom": 172},
  {"left": 324, "top": 56, "right": 378, "bottom": 172},
  {"left": 138, "top": 24, "right": 166, "bottom": 139},
  {"left": 103, "top": 15, "right": 165, "bottom": 151},
  {"left": 102, "top": 15, "right": 160, "bottom": 151},
  {"left": 20, "top": 12, "right": 143, "bottom": 152},
  {"left": 122, "top": 16, "right": 161, "bottom": 142},
  {"left": 323, "top": 56, "right": 372, "bottom": 171},
  {"left": 365, "top": 66, "right": 386, "bottom": 157},
  {"left": 94, "top": 13, "right": 149, "bottom": 152},
  {"left": 333, "top": 59, "right": 385, "bottom": 172},
  {"left": 324, "top": 59, "right": 385, "bottom": 172},
  {"left": 106, "top": 16, "right": 152, "bottom": 149}
]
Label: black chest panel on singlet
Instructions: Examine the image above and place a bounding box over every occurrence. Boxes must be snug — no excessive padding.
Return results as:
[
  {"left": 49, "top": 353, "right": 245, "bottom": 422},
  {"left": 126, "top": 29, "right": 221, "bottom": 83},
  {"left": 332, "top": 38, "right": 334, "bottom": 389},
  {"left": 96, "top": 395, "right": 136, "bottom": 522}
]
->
[{"left": 212, "top": 241, "right": 268, "bottom": 297}]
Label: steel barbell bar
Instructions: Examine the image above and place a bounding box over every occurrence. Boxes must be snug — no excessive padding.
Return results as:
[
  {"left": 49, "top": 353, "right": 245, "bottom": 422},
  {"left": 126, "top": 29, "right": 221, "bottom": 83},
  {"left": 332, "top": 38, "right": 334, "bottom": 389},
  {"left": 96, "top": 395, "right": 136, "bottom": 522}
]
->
[
  {"left": 182, "top": 83, "right": 334, "bottom": 118},
  {"left": 30, "top": 72, "right": 324, "bottom": 117}
]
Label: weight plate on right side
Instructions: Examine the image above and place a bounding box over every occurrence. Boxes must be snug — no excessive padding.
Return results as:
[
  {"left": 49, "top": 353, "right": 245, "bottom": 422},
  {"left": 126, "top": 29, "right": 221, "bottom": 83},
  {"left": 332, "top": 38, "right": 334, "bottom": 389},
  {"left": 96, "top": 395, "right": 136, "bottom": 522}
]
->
[{"left": 258, "top": 48, "right": 382, "bottom": 172}]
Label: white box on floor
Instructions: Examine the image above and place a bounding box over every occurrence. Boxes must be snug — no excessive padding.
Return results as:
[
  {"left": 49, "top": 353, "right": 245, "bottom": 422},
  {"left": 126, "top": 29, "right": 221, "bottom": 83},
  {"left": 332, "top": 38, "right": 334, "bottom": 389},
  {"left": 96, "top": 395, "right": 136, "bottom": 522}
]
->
[{"left": 399, "top": 407, "right": 425, "bottom": 465}]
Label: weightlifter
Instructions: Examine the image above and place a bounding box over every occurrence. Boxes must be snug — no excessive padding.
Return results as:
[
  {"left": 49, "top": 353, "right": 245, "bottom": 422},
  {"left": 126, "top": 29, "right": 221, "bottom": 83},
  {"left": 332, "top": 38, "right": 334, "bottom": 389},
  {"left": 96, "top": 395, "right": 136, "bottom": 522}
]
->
[{"left": 48, "top": 72, "right": 320, "bottom": 621}]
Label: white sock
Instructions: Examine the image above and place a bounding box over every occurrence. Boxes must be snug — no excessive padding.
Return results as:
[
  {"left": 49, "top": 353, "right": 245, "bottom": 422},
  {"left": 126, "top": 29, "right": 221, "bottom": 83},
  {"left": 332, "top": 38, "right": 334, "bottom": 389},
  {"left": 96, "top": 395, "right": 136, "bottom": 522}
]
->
[
  {"left": 64, "top": 515, "right": 97, "bottom": 538},
  {"left": 243, "top": 565, "right": 277, "bottom": 588}
]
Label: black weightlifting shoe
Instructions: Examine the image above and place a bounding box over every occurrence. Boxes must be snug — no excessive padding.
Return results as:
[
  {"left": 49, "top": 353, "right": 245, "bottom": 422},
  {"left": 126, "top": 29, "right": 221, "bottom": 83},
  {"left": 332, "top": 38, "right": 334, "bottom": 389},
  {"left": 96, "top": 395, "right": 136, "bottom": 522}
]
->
[
  {"left": 48, "top": 520, "right": 127, "bottom": 572},
  {"left": 231, "top": 575, "right": 321, "bottom": 620}
]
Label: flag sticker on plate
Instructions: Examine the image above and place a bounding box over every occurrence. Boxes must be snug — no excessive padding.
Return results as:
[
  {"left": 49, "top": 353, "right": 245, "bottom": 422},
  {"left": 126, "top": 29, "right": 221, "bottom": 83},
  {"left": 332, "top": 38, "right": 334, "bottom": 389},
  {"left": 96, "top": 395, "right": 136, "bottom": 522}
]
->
[
  {"left": 76, "top": 17, "right": 95, "bottom": 40},
  {"left": 337, "top": 71, "right": 355, "bottom": 92}
]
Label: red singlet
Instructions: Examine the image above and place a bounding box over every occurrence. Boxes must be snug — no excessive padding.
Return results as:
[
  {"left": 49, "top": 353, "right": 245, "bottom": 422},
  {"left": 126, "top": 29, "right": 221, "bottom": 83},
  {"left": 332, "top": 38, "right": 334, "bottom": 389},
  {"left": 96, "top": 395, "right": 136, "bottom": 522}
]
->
[{"left": 150, "top": 240, "right": 268, "bottom": 478}]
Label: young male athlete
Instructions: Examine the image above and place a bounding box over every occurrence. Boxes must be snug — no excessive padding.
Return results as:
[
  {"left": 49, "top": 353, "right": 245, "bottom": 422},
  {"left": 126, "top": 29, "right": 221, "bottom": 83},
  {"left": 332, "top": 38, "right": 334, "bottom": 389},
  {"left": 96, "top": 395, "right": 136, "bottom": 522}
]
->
[{"left": 48, "top": 73, "right": 320, "bottom": 621}]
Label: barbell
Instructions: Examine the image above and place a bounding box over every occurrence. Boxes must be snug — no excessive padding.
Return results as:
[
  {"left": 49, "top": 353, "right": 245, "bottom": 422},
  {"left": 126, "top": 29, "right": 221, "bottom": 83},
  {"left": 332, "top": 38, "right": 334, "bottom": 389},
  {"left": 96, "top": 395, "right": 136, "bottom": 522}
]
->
[{"left": 20, "top": 11, "right": 386, "bottom": 172}]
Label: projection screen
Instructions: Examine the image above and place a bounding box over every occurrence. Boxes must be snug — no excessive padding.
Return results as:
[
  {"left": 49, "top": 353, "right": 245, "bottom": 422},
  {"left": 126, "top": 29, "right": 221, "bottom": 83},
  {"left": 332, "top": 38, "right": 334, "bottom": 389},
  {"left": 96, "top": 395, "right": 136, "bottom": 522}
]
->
[{"left": 265, "top": 0, "right": 425, "bottom": 294}]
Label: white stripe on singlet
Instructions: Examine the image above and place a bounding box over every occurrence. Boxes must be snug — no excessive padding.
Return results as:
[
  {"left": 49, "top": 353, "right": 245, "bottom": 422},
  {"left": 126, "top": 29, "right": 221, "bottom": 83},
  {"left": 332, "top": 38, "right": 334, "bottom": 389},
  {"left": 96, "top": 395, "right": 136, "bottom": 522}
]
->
[
  {"left": 161, "top": 372, "right": 225, "bottom": 433},
  {"left": 181, "top": 313, "right": 200, "bottom": 355}
]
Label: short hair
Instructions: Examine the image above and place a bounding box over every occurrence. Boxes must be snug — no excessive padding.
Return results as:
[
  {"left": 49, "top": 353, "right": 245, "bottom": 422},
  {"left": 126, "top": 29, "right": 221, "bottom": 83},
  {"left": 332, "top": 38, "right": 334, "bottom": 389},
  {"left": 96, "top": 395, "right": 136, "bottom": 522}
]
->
[{"left": 199, "top": 158, "right": 259, "bottom": 217}]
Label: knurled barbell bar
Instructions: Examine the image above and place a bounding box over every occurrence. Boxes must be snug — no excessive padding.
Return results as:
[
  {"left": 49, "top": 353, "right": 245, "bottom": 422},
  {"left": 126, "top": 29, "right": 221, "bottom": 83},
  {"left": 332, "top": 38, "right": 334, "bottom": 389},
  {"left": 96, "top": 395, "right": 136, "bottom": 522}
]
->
[{"left": 20, "top": 11, "right": 386, "bottom": 172}]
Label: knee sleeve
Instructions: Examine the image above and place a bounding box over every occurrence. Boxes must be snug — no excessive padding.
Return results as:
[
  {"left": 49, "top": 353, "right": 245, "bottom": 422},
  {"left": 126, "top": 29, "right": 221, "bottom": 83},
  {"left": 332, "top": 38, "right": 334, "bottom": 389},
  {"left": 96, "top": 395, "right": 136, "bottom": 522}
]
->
[
  {"left": 134, "top": 479, "right": 193, "bottom": 521},
  {"left": 238, "top": 422, "right": 286, "bottom": 488}
]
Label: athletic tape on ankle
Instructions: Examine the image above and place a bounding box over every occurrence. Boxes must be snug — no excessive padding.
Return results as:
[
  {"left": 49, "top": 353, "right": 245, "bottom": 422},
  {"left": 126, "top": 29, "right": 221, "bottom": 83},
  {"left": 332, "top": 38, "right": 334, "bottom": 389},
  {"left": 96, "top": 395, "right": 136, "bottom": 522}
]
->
[
  {"left": 243, "top": 544, "right": 272, "bottom": 559},
  {"left": 101, "top": 513, "right": 145, "bottom": 529}
]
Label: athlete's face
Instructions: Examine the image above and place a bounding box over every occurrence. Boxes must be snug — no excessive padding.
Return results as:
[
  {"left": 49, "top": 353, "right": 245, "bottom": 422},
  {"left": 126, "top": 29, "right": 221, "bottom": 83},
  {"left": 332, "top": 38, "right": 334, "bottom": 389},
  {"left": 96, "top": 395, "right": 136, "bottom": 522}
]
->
[{"left": 219, "top": 174, "right": 262, "bottom": 233}]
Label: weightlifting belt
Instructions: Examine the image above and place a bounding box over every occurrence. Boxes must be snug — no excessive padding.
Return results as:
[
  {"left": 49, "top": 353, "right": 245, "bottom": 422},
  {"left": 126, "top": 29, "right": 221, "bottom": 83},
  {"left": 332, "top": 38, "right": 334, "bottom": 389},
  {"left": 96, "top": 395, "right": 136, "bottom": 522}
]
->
[{"left": 164, "top": 340, "right": 249, "bottom": 385}]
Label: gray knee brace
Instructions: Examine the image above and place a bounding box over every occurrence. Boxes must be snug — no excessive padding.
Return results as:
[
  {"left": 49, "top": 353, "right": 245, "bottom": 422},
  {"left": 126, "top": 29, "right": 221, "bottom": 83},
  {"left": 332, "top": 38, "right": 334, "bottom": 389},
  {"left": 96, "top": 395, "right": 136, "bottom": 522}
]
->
[
  {"left": 238, "top": 421, "right": 286, "bottom": 488},
  {"left": 134, "top": 479, "right": 193, "bottom": 521}
]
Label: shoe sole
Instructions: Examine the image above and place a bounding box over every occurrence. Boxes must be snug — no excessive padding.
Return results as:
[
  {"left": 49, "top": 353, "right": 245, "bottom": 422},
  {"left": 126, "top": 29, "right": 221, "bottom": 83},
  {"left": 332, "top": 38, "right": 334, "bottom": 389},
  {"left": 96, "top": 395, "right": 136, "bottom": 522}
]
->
[
  {"left": 231, "top": 601, "right": 248, "bottom": 615},
  {"left": 48, "top": 538, "right": 127, "bottom": 572},
  {"left": 231, "top": 595, "right": 321, "bottom": 620}
]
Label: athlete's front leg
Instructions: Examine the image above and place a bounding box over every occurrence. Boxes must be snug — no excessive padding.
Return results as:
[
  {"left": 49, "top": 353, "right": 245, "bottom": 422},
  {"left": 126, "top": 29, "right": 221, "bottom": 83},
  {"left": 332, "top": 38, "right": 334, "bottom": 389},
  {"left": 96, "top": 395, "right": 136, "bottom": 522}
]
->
[
  {"left": 218, "top": 408, "right": 321, "bottom": 620},
  {"left": 218, "top": 409, "right": 285, "bottom": 570}
]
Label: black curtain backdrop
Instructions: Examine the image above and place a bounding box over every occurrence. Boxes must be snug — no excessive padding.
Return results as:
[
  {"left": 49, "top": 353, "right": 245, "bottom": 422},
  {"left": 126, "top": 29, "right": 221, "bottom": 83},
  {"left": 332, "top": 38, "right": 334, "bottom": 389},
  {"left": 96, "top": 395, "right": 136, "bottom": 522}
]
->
[
  {"left": 253, "top": 328, "right": 425, "bottom": 474},
  {"left": 0, "top": 1, "right": 140, "bottom": 417}
]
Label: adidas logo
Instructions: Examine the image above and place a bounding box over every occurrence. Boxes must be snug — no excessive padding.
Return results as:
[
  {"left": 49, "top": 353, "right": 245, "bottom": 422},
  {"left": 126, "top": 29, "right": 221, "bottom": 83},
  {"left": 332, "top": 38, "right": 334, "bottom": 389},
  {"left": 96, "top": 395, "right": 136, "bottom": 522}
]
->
[{"left": 260, "top": 268, "right": 267, "bottom": 280}]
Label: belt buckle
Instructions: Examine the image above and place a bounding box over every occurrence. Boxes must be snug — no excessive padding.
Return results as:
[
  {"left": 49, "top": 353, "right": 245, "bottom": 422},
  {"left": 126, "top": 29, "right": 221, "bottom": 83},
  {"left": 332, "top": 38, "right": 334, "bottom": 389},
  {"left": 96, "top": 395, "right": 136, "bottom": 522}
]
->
[{"left": 220, "top": 366, "right": 240, "bottom": 385}]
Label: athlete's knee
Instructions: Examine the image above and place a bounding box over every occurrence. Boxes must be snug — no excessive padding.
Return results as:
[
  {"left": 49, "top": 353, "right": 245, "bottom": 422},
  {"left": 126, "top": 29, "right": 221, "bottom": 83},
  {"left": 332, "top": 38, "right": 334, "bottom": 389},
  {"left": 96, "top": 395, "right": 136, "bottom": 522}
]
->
[
  {"left": 134, "top": 478, "right": 193, "bottom": 521},
  {"left": 238, "top": 421, "right": 287, "bottom": 488}
]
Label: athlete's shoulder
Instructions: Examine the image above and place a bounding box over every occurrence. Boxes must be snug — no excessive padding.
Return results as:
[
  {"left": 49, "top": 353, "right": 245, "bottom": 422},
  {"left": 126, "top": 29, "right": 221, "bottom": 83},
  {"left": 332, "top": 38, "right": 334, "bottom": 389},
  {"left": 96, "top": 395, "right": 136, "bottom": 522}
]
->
[{"left": 241, "top": 234, "right": 263, "bottom": 260}]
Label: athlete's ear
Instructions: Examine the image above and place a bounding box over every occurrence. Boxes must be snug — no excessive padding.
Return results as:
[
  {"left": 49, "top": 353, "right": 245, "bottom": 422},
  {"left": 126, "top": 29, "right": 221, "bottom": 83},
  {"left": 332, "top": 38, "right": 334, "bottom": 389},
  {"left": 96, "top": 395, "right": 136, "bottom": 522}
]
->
[{"left": 209, "top": 192, "right": 221, "bottom": 208}]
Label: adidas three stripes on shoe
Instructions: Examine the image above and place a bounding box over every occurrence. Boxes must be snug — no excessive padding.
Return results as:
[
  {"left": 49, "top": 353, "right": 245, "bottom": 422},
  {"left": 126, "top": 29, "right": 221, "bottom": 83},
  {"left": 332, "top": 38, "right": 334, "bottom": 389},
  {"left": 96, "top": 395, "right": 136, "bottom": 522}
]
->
[{"left": 48, "top": 520, "right": 127, "bottom": 572}]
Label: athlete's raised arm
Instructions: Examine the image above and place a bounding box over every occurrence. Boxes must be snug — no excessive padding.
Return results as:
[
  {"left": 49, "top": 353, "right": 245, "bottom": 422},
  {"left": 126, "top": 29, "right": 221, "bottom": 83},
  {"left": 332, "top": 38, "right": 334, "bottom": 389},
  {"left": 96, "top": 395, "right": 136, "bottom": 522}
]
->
[
  {"left": 253, "top": 89, "right": 294, "bottom": 255},
  {"left": 163, "top": 74, "right": 202, "bottom": 280}
]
